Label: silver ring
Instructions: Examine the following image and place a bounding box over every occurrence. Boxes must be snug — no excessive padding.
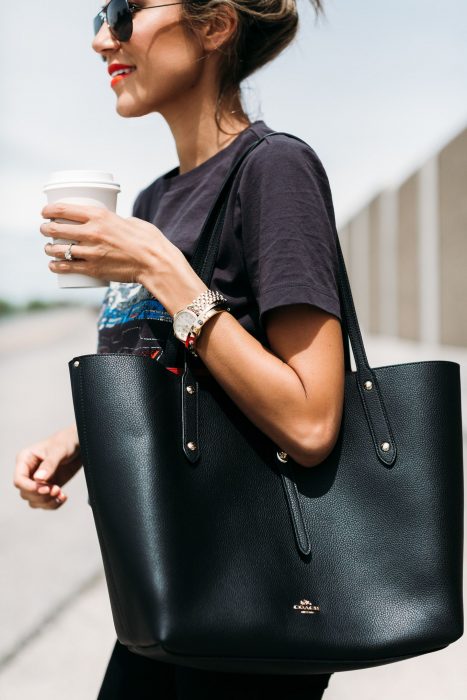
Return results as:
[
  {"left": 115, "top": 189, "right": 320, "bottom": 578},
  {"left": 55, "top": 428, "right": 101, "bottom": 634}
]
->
[{"left": 64, "top": 243, "right": 75, "bottom": 261}]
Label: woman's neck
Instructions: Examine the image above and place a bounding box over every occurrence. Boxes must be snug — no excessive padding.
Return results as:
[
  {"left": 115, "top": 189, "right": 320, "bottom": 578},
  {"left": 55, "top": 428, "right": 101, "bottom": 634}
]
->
[{"left": 166, "top": 109, "right": 252, "bottom": 176}]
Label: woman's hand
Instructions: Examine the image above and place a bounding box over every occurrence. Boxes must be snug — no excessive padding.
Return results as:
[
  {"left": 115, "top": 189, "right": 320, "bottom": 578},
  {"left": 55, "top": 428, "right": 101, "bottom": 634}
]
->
[
  {"left": 13, "top": 425, "right": 82, "bottom": 510},
  {"left": 40, "top": 203, "right": 209, "bottom": 315}
]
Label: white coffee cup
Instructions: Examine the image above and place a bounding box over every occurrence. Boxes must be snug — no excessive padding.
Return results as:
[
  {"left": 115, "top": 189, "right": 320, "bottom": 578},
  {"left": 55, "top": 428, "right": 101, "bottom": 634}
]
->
[{"left": 43, "top": 170, "right": 121, "bottom": 288}]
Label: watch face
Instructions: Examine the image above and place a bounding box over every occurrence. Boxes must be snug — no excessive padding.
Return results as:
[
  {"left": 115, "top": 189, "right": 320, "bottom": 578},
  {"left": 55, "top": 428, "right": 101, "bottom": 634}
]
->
[{"left": 173, "top": 309, "right": 197, "bottom": 342}]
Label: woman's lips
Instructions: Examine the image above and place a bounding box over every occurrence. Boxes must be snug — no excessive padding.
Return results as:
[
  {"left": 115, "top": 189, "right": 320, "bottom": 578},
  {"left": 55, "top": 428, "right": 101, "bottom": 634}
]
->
[
  {"left": 110, "top": 68, "right": 136, "bottom": 88},
  {"left": 108, "top": 63, "right": 136, "bottom": 87}
]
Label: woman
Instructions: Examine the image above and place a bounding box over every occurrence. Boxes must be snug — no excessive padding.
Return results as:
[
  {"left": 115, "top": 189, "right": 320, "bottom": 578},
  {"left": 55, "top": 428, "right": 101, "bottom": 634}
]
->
[{"left": 14, "top": 0, "right": 345, "bottom": 697}]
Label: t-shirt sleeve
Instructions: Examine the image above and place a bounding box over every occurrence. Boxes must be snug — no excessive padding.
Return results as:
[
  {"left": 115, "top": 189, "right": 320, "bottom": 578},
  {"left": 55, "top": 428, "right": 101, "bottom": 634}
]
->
[{"left": 237, "top": 135, "right": 342, "bottom": 332}]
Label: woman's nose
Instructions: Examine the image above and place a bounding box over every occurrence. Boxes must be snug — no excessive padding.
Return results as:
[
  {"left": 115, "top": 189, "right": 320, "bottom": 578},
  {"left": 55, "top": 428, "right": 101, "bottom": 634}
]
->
[{"left": 92, "top": 21, "right": 120, "bottom": 59}]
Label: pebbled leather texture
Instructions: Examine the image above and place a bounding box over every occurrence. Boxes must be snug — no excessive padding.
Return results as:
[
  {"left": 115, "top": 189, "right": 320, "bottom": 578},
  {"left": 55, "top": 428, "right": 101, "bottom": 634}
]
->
[
  {"left": 68, "top": 131, "right": 464, "bottom": 674},
  {"left": 70, "top": 353, "right": 464, "bottom": 673}
]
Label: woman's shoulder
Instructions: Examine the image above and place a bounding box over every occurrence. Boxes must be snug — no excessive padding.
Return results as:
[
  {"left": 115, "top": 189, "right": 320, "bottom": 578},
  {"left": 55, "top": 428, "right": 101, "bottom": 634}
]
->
[
  {"left": 238, "top": 127, "right": 330, "bottom": 187},
  {"left": 236, "top": 127, "right": 333, "bottom": 203}
]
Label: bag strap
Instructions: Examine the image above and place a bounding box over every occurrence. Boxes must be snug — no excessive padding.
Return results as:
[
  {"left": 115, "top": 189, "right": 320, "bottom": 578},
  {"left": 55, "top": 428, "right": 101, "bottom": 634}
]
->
[
  {"left": 163, "top": 131, "right": 396, "bottom": 464},
  {"left": 161, "top": 131, "right": 397, "bottom": 556}
]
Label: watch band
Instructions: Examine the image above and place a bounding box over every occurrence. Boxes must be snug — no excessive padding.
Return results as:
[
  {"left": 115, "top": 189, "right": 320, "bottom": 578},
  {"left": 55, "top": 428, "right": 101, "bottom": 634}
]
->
[{"left": 186, "top": 289, "right": 228, "bottom": 316}]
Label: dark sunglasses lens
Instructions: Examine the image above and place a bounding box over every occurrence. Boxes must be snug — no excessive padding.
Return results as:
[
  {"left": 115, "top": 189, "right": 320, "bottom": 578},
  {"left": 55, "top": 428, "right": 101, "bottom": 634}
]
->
[
  {"left": 93, "top": 13, "right": 104, "bottom": 36},
  {"left": 107, "top": 0, "right": 133, "bottom": 41}
]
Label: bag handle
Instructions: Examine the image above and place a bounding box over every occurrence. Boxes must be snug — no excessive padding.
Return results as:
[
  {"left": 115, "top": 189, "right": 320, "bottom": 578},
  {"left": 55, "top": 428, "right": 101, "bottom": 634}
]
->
[{"left": 163, "top": 131, "right": 397, "bottom": 467}]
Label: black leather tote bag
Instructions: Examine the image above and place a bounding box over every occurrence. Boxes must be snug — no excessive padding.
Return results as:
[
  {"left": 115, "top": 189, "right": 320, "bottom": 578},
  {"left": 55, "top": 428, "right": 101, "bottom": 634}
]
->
[{"left": 69, "top": 132, "right": 464, "bottom": 675}]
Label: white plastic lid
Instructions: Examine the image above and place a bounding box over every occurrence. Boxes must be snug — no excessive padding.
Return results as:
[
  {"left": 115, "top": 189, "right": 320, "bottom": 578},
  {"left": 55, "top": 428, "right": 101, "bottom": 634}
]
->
[{"left": 44, "top": 170, "right": 120, "bottom": 189}]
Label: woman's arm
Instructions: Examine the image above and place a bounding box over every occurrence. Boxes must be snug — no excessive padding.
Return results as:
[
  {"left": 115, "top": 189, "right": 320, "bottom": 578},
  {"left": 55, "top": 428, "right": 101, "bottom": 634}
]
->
[
  {"left": 194, "top": 303, "right": 345, "bottom": 468},
  {"left": 143, "top": 246, "right": 344, "bottom": 470},
  {"left": 39, "top": 207, "right": 345, "bottom": 466},
  {"left": 139, "top": 245, "right": 345, "bottom": 469}
]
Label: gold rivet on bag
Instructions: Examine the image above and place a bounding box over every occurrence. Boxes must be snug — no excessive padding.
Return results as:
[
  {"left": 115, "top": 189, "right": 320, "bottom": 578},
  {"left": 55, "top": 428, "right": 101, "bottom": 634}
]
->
[
  {"left": 187, "top": 441, "right": 197, "bottom": 451},
  {"left": 277, "top": 450, "right": 288, "bottom": 463},
  {"left": 364, "top": 380, "right": 373, "bottom": 390},
  {"left": 381, "top": 441, "right": 390, "bottom": 452},
  {"left": 73, "top": 360, "right": 80, "bottom": 368},
  {"left": 186, "top": 385, "right": 196, "bottom": 394}
]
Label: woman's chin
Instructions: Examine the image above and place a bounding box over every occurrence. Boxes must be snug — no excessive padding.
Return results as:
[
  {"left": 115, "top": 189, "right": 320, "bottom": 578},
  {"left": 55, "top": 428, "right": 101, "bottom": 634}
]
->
[{"left": 115, "top": 97, "right": 149, "bottom": 118}]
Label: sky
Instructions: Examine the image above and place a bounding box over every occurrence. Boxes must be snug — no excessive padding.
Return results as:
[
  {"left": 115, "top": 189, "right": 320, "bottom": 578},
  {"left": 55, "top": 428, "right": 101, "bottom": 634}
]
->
[{"left": 1, "top": 0, "right": 467, "bottom": 304}]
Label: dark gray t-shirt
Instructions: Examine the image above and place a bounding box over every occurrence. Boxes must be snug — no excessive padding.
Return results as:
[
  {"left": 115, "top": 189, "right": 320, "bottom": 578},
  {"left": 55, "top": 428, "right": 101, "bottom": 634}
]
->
[{"left": 97, "top": 119, "right": 342, "bottom": 370}]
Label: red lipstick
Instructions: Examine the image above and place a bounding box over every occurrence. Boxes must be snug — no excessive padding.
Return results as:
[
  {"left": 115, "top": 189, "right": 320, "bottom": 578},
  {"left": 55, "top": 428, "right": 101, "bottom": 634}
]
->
[{"left": 108, "top": 63, "right": 136, "bottom": 87}]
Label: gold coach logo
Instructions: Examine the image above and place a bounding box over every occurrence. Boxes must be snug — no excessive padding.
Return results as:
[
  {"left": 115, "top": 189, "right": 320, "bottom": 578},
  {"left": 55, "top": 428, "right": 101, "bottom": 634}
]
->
[{"left": 293, "top": 599, "right": 320, "bottom": 614}]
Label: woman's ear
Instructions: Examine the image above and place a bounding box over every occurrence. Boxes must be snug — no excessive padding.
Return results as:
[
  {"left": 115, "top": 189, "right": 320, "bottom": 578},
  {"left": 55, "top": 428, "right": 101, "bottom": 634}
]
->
[{"left": 200, "top": 3, "right": 238, "bottom": 53}]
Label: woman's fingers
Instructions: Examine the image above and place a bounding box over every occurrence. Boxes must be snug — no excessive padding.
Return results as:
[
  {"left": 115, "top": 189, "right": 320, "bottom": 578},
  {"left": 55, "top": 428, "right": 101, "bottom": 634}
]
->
[
  {"left": 44, "top": 243, "right": 91, "bottom": 260},
  {"left": 33, "top": 484, "right": 61, "bottom": 498},
  {"left": 41, "top": 202, "right": 99, "bottom": 223},
  {"left": 20, "top": 487, "right": 67, "bottom": 509},
  {"left": 14, "top": 448, "right": 67, "bottom": 509},
  {"left": 28, "top": 495, "right": 67, "bottom": 510},
  {"left": 14, "top": 428, "right": 81, "bottom": 512},
  {"left": 40, "top": 207, "right": 109, "bottom": 246},
  {"left": 13, "top": 449, "right": 42, "bottom": 492},
  {"left": 19, "top": 486, "right": 56, "bottom": 502},
  {"left": 43, "top": 241, "right": 99, "bottom": 261},
  {"left": 31, "top": 444, "right": 69, "bottom": 484}
]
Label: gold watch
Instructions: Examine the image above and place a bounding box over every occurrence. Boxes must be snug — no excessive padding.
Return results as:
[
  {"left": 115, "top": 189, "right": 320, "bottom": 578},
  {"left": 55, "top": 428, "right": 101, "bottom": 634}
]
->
[{"left": 172, "top": 290, "right": 230, "bottom": 356}]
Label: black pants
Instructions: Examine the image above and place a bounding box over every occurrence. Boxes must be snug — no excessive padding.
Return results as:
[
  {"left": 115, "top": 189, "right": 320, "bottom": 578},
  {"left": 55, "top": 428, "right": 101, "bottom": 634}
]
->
[{"left": 98, "top": 641, "right": 332, "bottom": 700}]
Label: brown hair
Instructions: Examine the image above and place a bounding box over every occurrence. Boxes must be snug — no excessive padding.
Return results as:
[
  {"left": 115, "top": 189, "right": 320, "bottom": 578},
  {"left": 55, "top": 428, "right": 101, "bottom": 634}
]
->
[{"left": 180, "top": 1, "right": 325, "bottom": 133}]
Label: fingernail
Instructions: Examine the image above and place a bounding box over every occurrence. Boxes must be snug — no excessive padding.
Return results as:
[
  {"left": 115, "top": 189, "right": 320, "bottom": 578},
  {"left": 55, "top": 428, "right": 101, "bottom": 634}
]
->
[
  {"left": 38, "top": 486, "right": 50, "bottom": 495},
  {"left": 34, "top": 469, "right": 48, "bottom": 480}
]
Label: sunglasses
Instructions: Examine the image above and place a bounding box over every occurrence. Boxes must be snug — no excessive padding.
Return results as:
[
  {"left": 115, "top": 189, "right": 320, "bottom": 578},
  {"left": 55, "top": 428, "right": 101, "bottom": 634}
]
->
[{"left": 94, "top": 0, "right": 184, "bottom": 43}]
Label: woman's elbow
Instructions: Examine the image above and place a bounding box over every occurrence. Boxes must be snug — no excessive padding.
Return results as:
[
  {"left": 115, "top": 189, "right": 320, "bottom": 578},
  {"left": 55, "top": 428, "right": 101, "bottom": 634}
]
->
[{"left": 288, "top": 422, "right": 340, "bottom": 468}]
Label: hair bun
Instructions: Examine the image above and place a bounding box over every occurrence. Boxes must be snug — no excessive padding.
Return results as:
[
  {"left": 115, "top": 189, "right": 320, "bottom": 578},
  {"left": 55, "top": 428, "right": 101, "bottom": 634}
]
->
[{"left": 181, "top": 0, "right": 324, "bottom": 131}]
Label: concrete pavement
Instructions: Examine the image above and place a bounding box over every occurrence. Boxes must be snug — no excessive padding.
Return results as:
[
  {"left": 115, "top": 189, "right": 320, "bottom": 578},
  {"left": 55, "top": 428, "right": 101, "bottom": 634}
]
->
[
  {"left": 0, "top": 307, "right": 108, "bottom": 694},
  {"left": 0, "top": 308, "right": 465, "bottom": 699}
]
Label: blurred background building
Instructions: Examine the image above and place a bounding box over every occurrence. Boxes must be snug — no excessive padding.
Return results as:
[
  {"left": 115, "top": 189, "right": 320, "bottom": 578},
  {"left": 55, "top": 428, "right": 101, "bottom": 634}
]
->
[{"left": 338, "top": 124, "right": 467, "bottom": 349}]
